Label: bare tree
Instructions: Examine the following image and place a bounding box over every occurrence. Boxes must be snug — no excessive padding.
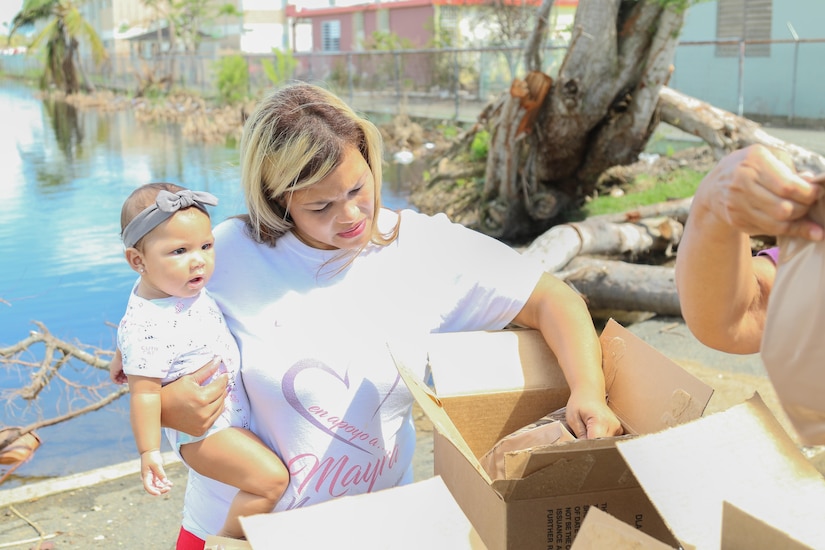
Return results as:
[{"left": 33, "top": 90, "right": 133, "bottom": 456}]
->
[{"left": 0, "top": 322, "right": 125, "bottom": 483}]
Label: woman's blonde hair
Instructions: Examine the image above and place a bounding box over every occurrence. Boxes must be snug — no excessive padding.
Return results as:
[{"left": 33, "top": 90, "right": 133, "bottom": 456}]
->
[{"left": 239, "top": 82, "right": 398, "bottom": 248}]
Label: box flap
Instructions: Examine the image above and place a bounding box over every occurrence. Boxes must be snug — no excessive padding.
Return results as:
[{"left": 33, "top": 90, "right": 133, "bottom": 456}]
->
[
  {"left": 495, "top": 437, "right": 637, "bottom": 499},
  {"left": 616, "top": 393, "right": 825, "bottom": 550},
  {"left": 570, "top": 507, "right": 676, "bottom": 550},
  {"left": 240, "top": 476, "right": 484, "bottom": 549},
  {"left": 390, "top": 342, "right": 495, "bottom": 484},
  {"left": 721, "top": 501, "right": 817, "bottom": 550},
  {"left": 418, "top": 329, "right": 569, "bottom": 397},
  {"left": 600, "top": 319, "right": 714, "bottom": 434}
]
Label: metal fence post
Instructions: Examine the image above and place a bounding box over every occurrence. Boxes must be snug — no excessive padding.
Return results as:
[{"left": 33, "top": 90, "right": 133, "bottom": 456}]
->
[
  {"left": 394, "top": 51, "right": 401, "bottom": 113},
  {"left": 787, "top": 22, "right": 800, "bottom": 124},
  {"left": 347, "top": 52, "right": 353, "bottom": 105},
  {"left": 737, "top": 39, "right": 745, "bottom": 116},
  {"left": 453, "top": 49, "right": 459, "bottom": 120}
]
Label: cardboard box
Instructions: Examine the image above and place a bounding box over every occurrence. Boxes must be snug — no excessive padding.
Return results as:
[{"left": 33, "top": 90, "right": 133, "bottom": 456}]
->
[
  {"left": 608, "top": 394, "right": 825, "bottom": 550},
  {"left": 205, "top": 535, "right": 252, "bottom": 550},
  {"left": 567, "top": 507, "right": 675, "bottom": 549},
  {"left": 389, "top": 319, "right": 715, "bottom": 550}
]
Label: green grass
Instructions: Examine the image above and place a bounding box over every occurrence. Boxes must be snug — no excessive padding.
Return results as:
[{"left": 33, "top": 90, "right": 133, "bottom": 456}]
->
[{"left": 578, "top": 168, "right": 706, "bottom": 218}]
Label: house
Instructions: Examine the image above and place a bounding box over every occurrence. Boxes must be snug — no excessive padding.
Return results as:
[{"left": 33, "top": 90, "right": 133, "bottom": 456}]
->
[
  {"left": 79, "top": 0, "right": 276, "bottom": 57},
  {"left": 284, "top": 0, "right": 578, "bottom": 54},
  {"left": 675, "top": 0, "right": 825, "bottom": 123}
]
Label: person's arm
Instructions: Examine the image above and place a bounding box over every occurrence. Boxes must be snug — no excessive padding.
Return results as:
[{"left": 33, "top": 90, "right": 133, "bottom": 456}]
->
[
  {"left": 111, "top": 350, "right": 228, "bottom": 436},
  {"left": 128, "top": 375, "right": 172, "bottom": 496},
  {"left": 675, "top": 145, "right": 823, "bottom": 354},
  {"left": 159, "top": 357, "right": 228, "bottom": 436},
  {"left": 512, "top": 272, "right": 622, "bottom": 440}
]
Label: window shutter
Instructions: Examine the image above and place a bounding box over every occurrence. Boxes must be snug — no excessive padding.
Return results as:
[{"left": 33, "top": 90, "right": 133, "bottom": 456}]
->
[
  {"left": 716, "top": 0, "right": 772, "bottom": 57},
  {"left": 322, "top": 20, "right": 341, "bottom": 52}
]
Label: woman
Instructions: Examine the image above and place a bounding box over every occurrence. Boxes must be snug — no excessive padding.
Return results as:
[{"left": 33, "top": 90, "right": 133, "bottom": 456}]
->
[
  {"left": 675, "top": 144, "right": 824, "bottom": 354},
  {"left": 156, "top": 82, "right": 622, "bottom": 548}
]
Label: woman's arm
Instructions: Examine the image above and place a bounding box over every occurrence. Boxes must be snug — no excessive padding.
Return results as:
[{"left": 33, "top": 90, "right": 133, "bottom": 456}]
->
[
  {"left": 513, "top": 272, "right": 622, "bottom": 440},
  {"left": 110, "top": 350, "right": 228, "bottom": 436},
  {"left": 159, "top": 357, "right": 228, "bottom": 436},
  {"left": 675, "top": 145, "right": 823, "bottom": 354}
]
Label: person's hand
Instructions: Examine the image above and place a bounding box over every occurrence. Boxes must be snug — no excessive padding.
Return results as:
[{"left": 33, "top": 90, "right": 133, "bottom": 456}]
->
[
  {"left": 140, "top": 449, "right": 173, "bottom": 496},
  {"left": 695, "top": 144, "right": 824, "bottom": 240},
  {"left": 564, "top": 390, "right": 623, "bottom": 439},
  {"left": 159, "top": 357, "right": 227, "bottom": 437},
  {"left": 109, "top": 348, "right": 127, "bottom": 385}
]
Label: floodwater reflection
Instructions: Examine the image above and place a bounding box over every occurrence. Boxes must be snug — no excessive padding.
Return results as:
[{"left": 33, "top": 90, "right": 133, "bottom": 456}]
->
[{"left": 0, "top": 79, "right": 415, "bottom": 486}]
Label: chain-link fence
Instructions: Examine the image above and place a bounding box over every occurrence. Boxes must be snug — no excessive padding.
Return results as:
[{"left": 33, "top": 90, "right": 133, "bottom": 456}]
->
[
  {"left": 671, "top": 38, "right": 825, "bottom": 124},
  {"left": 2, "top": 38, "right": 824, "bottom": 124}
]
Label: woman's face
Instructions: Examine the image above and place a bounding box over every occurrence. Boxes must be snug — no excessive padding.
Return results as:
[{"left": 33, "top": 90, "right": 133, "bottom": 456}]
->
[{"left": 286, "top": 146, "right": 376, "bottom": 250}]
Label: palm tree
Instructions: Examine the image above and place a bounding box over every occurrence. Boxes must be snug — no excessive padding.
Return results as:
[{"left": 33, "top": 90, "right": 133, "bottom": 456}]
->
[{"left": 9, "top": 0, "right": 107, "bottom": 94}]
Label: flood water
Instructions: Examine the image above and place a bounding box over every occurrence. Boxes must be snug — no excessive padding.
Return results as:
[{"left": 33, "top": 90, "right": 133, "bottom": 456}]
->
[{"left": 0, "top": 79, "right": 414, "bottom": 487}]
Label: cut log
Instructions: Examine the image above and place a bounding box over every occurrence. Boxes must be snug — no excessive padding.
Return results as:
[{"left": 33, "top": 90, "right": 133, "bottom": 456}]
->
[
  {"left": 523, "top": 216, "right": 683, "bottom": 272},
  {"left": 561, "top": 256, "right": 680, "bottom": 316}
]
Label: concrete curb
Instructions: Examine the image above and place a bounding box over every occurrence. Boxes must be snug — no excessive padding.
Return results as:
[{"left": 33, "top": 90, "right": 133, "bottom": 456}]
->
[{"left": 0, "top": 451, "right": 181, "bottom": 507}]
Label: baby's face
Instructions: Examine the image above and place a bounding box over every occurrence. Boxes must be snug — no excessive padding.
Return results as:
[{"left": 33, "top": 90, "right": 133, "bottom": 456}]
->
[{"left": 135, "top": 208, "right": 215, "bottom": 300}]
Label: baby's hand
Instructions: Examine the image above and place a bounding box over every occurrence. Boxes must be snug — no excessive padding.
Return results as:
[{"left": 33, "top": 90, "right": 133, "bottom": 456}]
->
[
  {"left": 109, "top": 349, "right": 127, "bottom": 385},
  {"left": 140, "top": 449, "right": 173, "bottom": 496}
]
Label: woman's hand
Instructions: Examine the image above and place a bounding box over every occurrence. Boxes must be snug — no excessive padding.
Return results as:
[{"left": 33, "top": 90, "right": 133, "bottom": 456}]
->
[
  {"left": 565, "top": 390, "right": 623, "bottom": 440},
  {"left": 694, "top": 144, "right": 823, "bottom": 240},
  {"left": 677, "top": 145, "right": 824, "bottom": 354},
  {"left": 159, "top": 357, "right": 228, "bottom": 437}
]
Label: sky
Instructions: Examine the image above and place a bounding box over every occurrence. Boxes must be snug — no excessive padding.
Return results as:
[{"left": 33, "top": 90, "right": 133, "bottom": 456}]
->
[{"left": 1, "top": 0, "right": 24, "bottom": 29}]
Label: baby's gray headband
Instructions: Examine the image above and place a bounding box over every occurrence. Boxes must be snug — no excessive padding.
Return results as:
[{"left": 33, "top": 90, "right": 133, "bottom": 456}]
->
[{"left": 122, "top": 189, "right": 218, "bottom": 248}]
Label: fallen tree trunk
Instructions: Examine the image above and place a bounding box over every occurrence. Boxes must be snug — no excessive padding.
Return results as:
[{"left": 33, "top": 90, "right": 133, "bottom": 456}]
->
[
  {"left": 659, "top": 86, "right": 825, "bottom": 173},
  {"left": 588, "top": 196, "right": 692, "bottom": 225}
]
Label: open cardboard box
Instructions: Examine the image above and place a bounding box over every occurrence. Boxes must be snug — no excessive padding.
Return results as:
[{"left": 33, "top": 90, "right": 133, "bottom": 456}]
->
[
  {"left": 570, "top": 393, "right": 825, "bottom": 550},
  {"left": 388, "top": 319, "right": 715, "bottom": 550}
]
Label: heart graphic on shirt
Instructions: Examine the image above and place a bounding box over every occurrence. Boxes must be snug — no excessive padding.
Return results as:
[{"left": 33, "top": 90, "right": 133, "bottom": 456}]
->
[{"left": 281, "top": 358, "right": 374, "bottom": 454}]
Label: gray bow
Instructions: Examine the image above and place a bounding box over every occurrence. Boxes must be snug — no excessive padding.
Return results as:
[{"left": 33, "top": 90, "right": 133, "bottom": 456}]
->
[
  {"left": 122, "top": 189, "right": 219, "bottom": 248},
  {"left": 155, "top": 189, "right": 218, "bottom": 213}
]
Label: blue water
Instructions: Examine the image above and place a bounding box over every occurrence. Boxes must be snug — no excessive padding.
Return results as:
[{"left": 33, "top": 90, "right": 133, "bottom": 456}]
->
[{"left": 0, "top": 80, "right": 413, "bottom": 487}]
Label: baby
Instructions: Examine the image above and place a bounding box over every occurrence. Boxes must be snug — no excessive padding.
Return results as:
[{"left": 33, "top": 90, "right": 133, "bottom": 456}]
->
[{"left": 112, "top": 182, "right": 288, "bottom": 539}]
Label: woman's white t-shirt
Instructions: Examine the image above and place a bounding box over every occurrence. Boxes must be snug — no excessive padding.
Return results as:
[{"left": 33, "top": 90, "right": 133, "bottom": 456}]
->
[{"left": 181, "top": 208, "right": 544, "bottom": 539}]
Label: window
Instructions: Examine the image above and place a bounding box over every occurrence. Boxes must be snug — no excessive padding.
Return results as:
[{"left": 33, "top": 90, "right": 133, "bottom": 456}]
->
[
  {"left": 353, "top": 12, "right": 364, "bottom": 50},
  {"left": 376, "top": 9, "right": 389, "bottom": 33},
  {"left": 440, "top": 5, "right": 458, "bottom": 32},
  {"left": 321, "top": 20, "right": 341, "bottom": 52},
  {"left": 716, "top": 0, "right": 772, "bottom": 57}
]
